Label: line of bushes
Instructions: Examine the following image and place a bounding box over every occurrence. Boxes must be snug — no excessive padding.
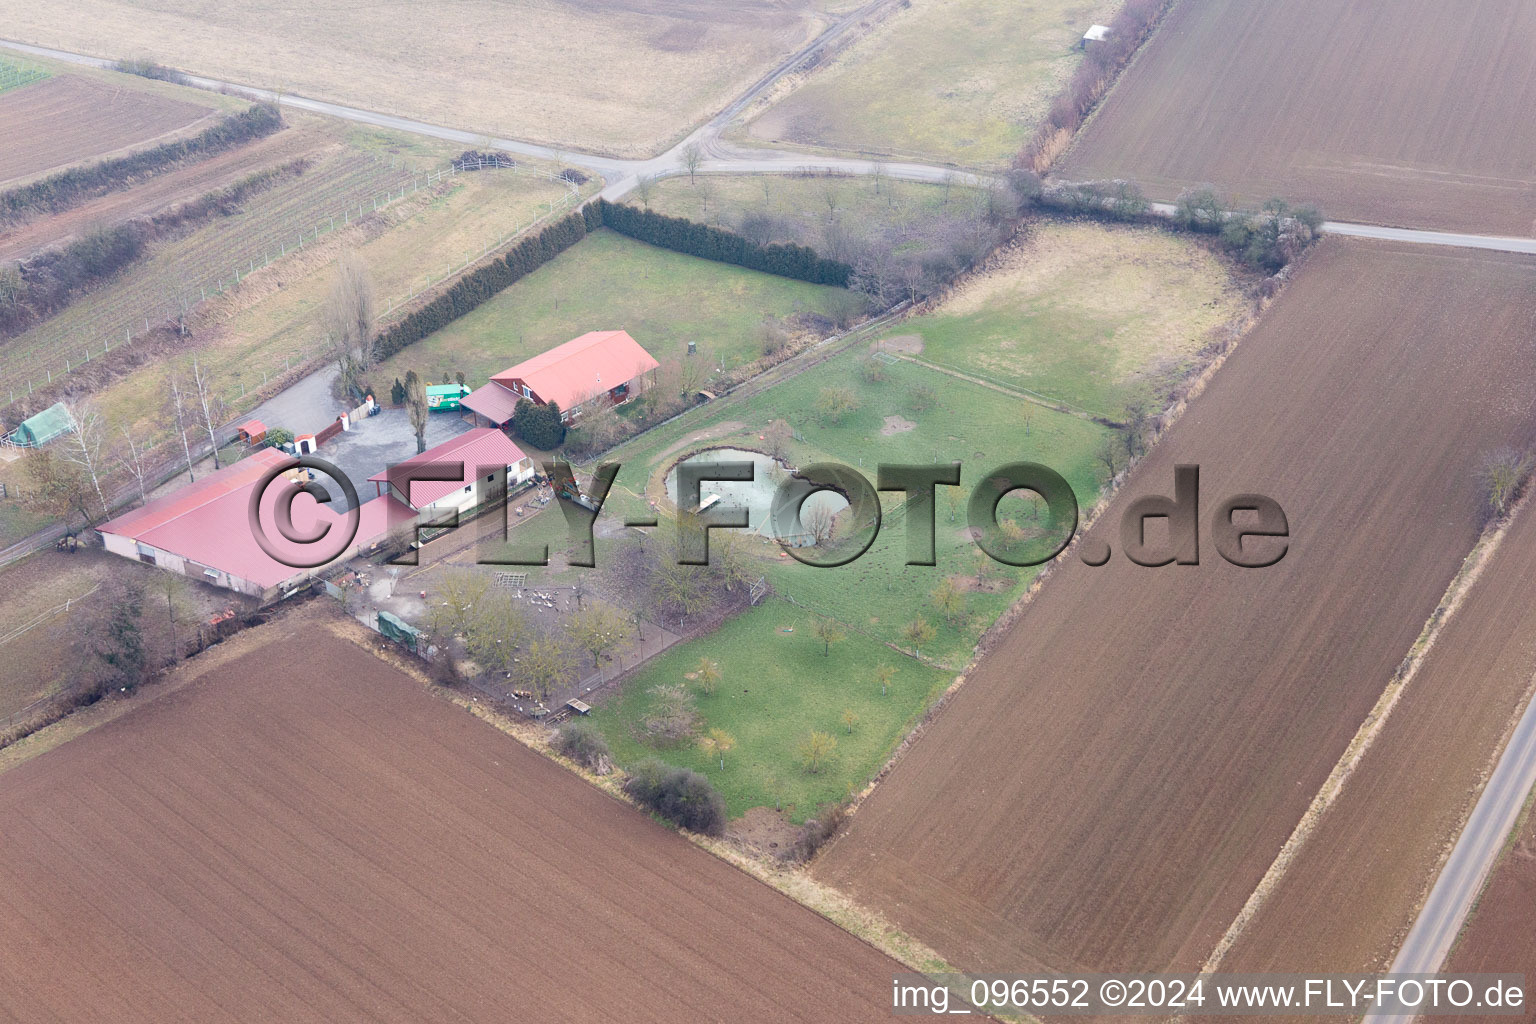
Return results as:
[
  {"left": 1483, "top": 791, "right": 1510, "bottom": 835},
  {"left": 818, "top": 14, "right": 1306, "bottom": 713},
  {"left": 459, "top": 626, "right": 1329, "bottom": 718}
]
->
[
  {"left": 0, "top": 159, "right": 308, "bottom": 338},
  {"left": 0, "top": 103, "right": 283, "bottom": 222},
  {"left": 595, "top": 198, "right": 852, "bottom": 287},
  {"left": 112, "top": 57, "right": 189, "bottom": 85},
  {"left": 367, "top": 198, "right": 854, "bottom": 372},
  {"left": 372, "top": 205, "right": 596, "bottom": 362},
  {"left": 1018, "top": 0, "right": 1174, "bottom": 173}
]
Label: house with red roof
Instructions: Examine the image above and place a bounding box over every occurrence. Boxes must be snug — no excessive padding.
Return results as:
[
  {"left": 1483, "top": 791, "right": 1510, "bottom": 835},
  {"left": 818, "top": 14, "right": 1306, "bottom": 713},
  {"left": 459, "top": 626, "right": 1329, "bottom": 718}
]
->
[
  {"left": 462, "top": 329, "right": 660, "bottom": 428},
  {"left": 98, "top": 448, "right": 410, "bottom": 603},
  {"left": 367, "top": 427, "right": 535, "bottom": 518}
]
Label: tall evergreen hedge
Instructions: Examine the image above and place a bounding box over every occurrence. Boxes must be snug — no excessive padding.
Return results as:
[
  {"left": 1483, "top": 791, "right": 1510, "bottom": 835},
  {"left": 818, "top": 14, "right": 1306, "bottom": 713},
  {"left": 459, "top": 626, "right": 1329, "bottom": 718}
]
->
[
  {"left": 595, "top": 198, "right": 851, "bottom": 287},
  {"left": 373, "top": 209, "right": 590, "bottom": 361},
  {"left": 367, "top": 196, "right": 851, "bottom": 368}
]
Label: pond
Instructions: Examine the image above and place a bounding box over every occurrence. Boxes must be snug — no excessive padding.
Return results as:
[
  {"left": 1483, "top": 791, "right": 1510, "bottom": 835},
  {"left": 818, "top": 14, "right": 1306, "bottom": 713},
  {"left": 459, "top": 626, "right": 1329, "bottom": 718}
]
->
[{"left": 663, "top": 447, "right": 847, "bottom": 547}]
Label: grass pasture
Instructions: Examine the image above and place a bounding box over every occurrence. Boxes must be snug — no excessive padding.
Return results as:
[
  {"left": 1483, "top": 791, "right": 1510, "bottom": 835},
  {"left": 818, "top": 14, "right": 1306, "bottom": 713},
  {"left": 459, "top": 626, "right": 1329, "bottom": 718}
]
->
[
  {"left": 594, "top": 599, "right": 951, "bottom": 822},
  {"left": 0, "top": 0, "right": 833, "bottom": 157},
  {"left": 744, "top": 0, "right": 1117, "bottom": 168},
  {"left": 891, "top": 221, "right": 1251, "bottom": 418},
  {"left": 370, "top": 228, "right": 864, "bottom": 389}
]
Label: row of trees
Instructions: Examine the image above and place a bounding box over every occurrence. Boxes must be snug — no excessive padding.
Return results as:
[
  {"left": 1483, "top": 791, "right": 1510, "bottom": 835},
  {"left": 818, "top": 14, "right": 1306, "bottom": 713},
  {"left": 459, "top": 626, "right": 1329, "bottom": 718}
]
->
[
  {"left": 1, "top": 160, "right": 306, "bottom": 339},
  {"left": 1019, "top": 0, "right": 1173, "bottom": 172},
  {"left": 18, "top": 358, "right": 230, "bottom": 535},
  {"left": 596, "top": 198, "right": 853, "bottom": 287},
  {"left": 1, "top": 104, "right": 283, "bottom": 221},
  {"left": 371, "top": 207, "right": 595, "bottom": 366}
]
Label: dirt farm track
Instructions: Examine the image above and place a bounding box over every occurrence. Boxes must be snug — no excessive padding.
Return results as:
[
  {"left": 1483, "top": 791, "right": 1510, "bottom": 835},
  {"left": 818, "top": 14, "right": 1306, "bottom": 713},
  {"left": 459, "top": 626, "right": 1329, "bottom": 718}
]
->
[
  {"left": 815, "top": 240, "right": 1536, "bottom": 974},
  {"left": 0, "top": 618, "right": 900, "bottom": 1022},
  {"left": 1060, "top": 0, "right": 1536, "bottom": 235}
]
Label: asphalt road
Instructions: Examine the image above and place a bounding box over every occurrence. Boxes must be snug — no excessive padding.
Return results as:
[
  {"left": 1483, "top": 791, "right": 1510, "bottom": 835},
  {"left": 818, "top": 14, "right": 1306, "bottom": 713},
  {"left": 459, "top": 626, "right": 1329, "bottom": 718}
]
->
[
  {"left": 5, "top": 33, "right": 1536, "bottom": 992},
  {"left": 1374, "top": 678, "right": 1536, "bottom": 1021}
]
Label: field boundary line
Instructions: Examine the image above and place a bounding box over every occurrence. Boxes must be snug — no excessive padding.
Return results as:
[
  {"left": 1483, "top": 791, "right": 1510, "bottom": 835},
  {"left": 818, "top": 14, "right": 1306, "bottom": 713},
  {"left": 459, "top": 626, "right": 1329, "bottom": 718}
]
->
[
  {"left": 1199, "top": 487, "right": 1534, "bottom": 973},
  {"left": 318, "top": 611, "right": 985, "bottom": 1002},
  {"left": 831, "top": 254, "right": 1277, "bottom": 826}
]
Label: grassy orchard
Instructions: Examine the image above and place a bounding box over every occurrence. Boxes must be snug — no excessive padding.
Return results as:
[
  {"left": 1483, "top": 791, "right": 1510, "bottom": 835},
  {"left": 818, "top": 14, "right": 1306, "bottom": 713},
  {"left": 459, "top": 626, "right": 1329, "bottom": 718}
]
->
[
  {"left": 591, "top": 346, "right": 1112, "bottom": 667},
  {"left": 592, "top": 599, "right": 949, "bottom": 822}
]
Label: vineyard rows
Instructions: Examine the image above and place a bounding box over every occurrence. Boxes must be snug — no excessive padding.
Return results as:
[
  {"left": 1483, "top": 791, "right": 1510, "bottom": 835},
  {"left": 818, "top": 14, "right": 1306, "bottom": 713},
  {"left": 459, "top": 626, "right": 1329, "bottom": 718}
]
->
[{"left": 0, "top": 151, "right": 417, "bottom": 403}]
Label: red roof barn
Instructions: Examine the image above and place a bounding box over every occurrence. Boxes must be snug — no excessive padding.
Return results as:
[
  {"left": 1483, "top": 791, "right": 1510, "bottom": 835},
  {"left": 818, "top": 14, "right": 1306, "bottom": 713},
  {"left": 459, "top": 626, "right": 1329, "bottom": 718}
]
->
[
  {"left": 463, "top": 330, "right": 659, "bottom": 426},
  {"left": 99, "top": 448, "right": 408, "bottom": 602}
]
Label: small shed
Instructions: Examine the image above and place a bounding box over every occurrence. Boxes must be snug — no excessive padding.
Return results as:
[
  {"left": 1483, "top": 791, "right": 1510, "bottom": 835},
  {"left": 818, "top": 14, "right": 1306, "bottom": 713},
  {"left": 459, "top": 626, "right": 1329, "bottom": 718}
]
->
[
  {"left": 1080, "top": 24, "right": 1111, "bottom": 48},
  {"left": 9, "top": 402, "right": 75, "bottom": 447},
  {"left": 426, "top": 383, "right": 472, "bottom": 411},
  {"left": 236, "top": 419, "right": 267, "bottom": 445}
]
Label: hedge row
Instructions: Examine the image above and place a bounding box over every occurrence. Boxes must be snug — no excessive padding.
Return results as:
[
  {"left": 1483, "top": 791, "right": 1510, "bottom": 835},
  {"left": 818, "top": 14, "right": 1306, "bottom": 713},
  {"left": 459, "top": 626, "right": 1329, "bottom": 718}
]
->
[
  {"left": 596, "top": 198, "right": 851, "bottom": 287},
  {"left": 369, "top": 197, "right": 853, "bottom": 366},
  {"left": 0, "top": 160, "right": 306, "bottom": 338},
  {"left": 373, "top": 206, "right": 595, "bottom": 361},
  {"left": 1, "top": 103, "right": 284, "bottom": 221}
]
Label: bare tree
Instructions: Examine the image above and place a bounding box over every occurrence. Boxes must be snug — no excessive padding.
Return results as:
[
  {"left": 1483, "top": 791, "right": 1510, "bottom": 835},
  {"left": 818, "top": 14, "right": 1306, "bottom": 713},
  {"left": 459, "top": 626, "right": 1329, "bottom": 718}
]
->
[
  {"left": 681, "top": 142, "right": 704, "bottom": 185},
  {"left": 323, "top": 251, "right": 377, "bottom": 392},
  {"left": 190, "top": 356, "right": 223, "bottom": 463},
  {"left": 60, "top": 401, "right": 109, "bottom": 518},
  {"left": 869, "top": 161, "right": 888, "bottom": 195},
  {"left": 403, "top": 369, "right": 428, "bottom": 454},
  {"left": 118, "top": 425, "right": 154, "bottom": 506},
  {"left": 633, "top": 174, "right": 656, "bottom": 209},
  {"left": 166, "top": 369, "right": 196, "bottom": 483}
]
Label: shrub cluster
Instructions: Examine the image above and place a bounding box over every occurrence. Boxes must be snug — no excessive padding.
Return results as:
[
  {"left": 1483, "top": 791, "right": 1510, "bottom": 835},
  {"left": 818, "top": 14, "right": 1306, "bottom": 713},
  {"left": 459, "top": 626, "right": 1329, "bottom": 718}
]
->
[
  {"left": 1173, "top": 188, "right": 1322, "bottom": 272},
  {"left": 623, "top": 757, "right": 727, "bottom": 835},
  {"left": 554, "top": 719, "right": 612, "bottom": 770},
  {"left": 512, "top": 398, "right": 566, "bottom": 450},
  {"left": 1038, "top": 179, "right": 1149, "bottom": 221},
  {"left": 1019, "top": 0, "right": 1173, "bottom": 172},
  {"left": 373, "top": 208, "right": 593, "bottom": 362},
  {"left": 1, "top": 104, "right": 283, "bottom": 221},
  {"left": 596, "top": 198, "right": 852, "bottom": 287},
  {"left": 113, "top": 57, "right": 189, "bottom": 84},
  {"left": 787, "top": 801, "right": 849, "bottom": 863}
]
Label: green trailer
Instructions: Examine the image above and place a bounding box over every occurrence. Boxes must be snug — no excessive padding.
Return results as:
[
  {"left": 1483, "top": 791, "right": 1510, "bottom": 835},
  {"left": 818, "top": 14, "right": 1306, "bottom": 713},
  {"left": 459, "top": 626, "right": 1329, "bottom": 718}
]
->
[{"left": 425, "top": 383, "right": 472, "bottom": 412}]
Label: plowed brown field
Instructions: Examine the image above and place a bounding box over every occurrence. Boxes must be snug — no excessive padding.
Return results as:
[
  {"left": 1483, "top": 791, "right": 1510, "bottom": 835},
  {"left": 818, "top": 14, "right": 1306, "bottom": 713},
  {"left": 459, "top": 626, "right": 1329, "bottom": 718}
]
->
[
  {"left": 0, "top": 124, "right": 318, "bottom": 259},
  {"left": 1058, "top": 0, "right": 1536, "bottom": 235},
  {"left": 1443, "top": 807, "right": 1536, "bottom": 1024},
  {"left": 1223, "top": 498, "right": 1536, "bottom": 974},
  {"left": 0, "top": 74, "right": 213, "bottom": 185},
  {"left": 815, "top": 240, "right": 1536, "bottom": 974},
  {"left": 0, "top": 619, "right": 902, "bottom": 1022}
]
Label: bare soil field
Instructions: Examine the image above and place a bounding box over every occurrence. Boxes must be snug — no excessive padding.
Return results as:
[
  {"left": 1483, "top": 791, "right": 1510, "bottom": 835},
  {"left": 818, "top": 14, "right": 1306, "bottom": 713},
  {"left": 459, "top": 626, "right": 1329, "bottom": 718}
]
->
[
  {"left": 1444, "top": 804, "right": 1536, "bottom": 1023},
  {"left": 1058, "top": 0, "right": 1536, "bottom": 234},
  {"left": 1221, "top": 498, "right": 1536, "bottom": 974},
  {"left": 814, "top": 240, "right": 1536, "bottom": 973},
  {"left": 0, "top": 0, "right": 832, "bottom": 157},
  {"left": 0, "top": 73, "right": 213, "bottom": 185},
  {"left": 0, "top": 616, "right": 903, "bottom": 1021},
  {"left": 0, "top": 121, "right": 321, "bottom": 260}
]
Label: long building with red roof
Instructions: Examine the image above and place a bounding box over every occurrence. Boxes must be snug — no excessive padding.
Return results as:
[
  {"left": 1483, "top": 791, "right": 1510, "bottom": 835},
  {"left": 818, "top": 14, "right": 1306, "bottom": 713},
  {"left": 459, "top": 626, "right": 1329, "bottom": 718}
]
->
[
  {"left": 99, "top": 449, "right": 409, "bottom": 602},
  {"left": 462, "top": 329, "right": 659, "bottom": 427}
]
